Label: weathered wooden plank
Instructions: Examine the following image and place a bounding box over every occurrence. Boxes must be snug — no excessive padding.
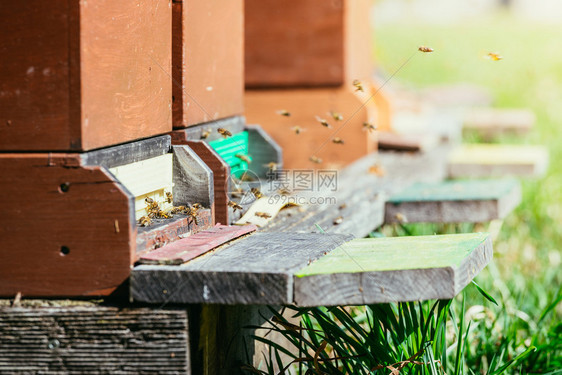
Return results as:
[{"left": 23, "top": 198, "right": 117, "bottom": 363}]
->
[
  {"left": 385, "top": 179, "right": 522, "bottom": 224},
  {"left": 171, "top": 116, "right": 246, "bottom": 143},
  {"left": 0, "top": 305, "right": 189, "bottom": 374},
  {"left": 172, "top": 145, "right": 214, "bottom": 214},
  {"left": 377, "top": 131, "right": 439, "bottom": 152},
  {"left": 294, "top": 233, "right": 493, "bottom": 306},
  {"left": 448, "top": 144, "right": 549, "bottom": 178},
  {"left": 0, "top": 1, "right": 171, "bottom": 151},
  {"left": 131, "top": 232, "right": 352, "bottom": 304},
  {"left": 246, "top": 125, "right": 283, "bottom": 177},
  {"left": 0, "top": 154, "right": 134, "bottom": 297},
  {"left": 139, "top": 224, "right": 257, "bottom": 265},
  {"left": 463, "top": 108, "right": 535, "bottom": 137}
]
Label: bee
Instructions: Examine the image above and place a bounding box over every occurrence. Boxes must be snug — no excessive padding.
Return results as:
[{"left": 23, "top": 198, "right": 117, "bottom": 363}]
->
[
  {"left": 276, "top": 109, "right": 291, "bottom": 117},
  {"left": 395, "top": 212, "right": 408, "bottom": 223},
  {"left": 166, "top": 191, "right": 173, "bottom": 204},
  {"left": 228, "top": 200, "right": 243, "bottom": 212},
  {"left": 235, "top": 154, "right": 252, "bottom": 164},
  {"left": 157, "top": 210, "right": 171, "bottom": 219},
  {"left": 145, "top": 197, "right": 158, "bottom": 208},
  {"left": 487, "top": 52, "right": 503, "bottom": 61},
  {"left": 309, "top": 155, "right": 323, "bottom": 164},
  {"left": 239, "top": 173, "right": 256, "bottom": 182},
  {"left": 329, "top": 111, "right": 343, "bottom": 121},
  {"left": 338, "top": 203, "right": 347, "bottom": 210},
  {"left": 278, "top": 187, "right": 292, "bottom": 195},
  {"left": 363, "top": 122, "right": 377, "bottom": 133},
  {"left": 217, "top": 128, "right": 232, "bottom": 138},
  {"left": 138, "top": 216, "right": 152, "bottom": 227},
  {"left": 191, "top": 203, "right": 203, "bottom": 211},
  {"left": 352, "top": 79, "right": 364, "bottom": 92},
  {"left": 332, "top": 137, "right": 344, "bottom": 145},
  {"left": 418, "top": 46, "right": 434, "bottom": 53},
  {"left": 255, "top": 212, "right": 272, "bottom": 219},
  {"left": 333, "top": 216, "right": 344, "bottom": 225},
  {"left": 251, "top": 187, "right": 263, "bottom": 199},
  {"left": 291, "top": 126, "right": 305, "bottom": 135},
  {"left": 170, "top": 206, "right": 186, "bottom": 214},
  {"left": 368, "top": 164, "right": 386, "bottom": 177},
  {"left": 264, "top": 162, "right": 279, "bottom": 171},
  {"left": 200, "top": 128, "right": 212, "bottom": 139},
  {"left": 187, "top": 210, "right": 199, "bottom": 225},
  {"left": 315, "top": 116, "right": 331, "bottom": 128}
]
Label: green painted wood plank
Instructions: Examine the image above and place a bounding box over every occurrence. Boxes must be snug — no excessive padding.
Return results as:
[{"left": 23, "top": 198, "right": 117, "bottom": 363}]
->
[
  {"left": 294, "top": 233, "right": 493, "bottom": 306},
  {"left": 296, "top": 233, "right": 488, "bottom": 276}
]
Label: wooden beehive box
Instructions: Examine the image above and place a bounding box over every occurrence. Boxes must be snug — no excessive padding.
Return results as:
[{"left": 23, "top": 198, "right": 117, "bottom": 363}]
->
[{"left": 0, "top": 1, "right": 171, "bottom": 151}]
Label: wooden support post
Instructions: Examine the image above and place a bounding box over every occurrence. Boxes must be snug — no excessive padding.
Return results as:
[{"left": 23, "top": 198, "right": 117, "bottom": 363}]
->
[{"left": 0, "top": 1, "right": 172, "bottom": 151}]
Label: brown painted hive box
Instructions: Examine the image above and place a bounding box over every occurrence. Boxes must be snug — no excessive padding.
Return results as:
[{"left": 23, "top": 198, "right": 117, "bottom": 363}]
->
[{"left": 0, "top": 1, "right": 172, "bottom": 151}]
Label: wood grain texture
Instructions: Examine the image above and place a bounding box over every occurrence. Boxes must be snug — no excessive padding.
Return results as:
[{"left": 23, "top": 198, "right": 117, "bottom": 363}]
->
[
  {"left": 0, "top": 305, "right": 189, "bottom": 374},
  {"left": 131, "top": 232, "right": 352, "bottom": 304},
  {"left": 172, "top": 145, "right": 214, "bottom": 215},
  {"left": 0, "top": 154, "right": 134, "bottom": 297},
  {"left": 245, "top": 87, "right": 376, "bottom": 170},
  {"left": 173, "top": 0, "right": 244, "bottom": 127},
  {"left": 0, "top": 1, "right": 172, "bottom": 151},
  {"left": 263, "top": 145, "right": 450, "bottom": 237},
  {"left": 294, "top": 233, "right": 493, "bottom": 306},
  {"left": 385, "top": 179, "right": 522, "bottom": 224},
  {"left": 140, "top": 224, "right": 257, "bottom": 265},
  {"left": 448, "top": 144, "right": 549, "bottom": 178}
]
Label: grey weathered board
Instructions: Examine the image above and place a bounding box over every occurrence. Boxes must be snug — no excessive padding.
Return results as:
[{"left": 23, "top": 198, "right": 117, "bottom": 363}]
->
[
  {"left": 172, "top": 145, "right": 214, "bottom": 209},
  {"left": 294, "top": 233, "right": 493, "bottom": 306},
  {"left": 131, "top": 232, "right": 353, "bottom": 305},
  {"left": 385, "top": 179, "right": 522, "bottom": 224},
  {"left": 0, "top": 304, "right": 189, "bottom": 374},
  {"left": 245, "top": 124, "right": 283, "bottom": 177},
  {"left": 261, "top": 144, "right": 450, "bottom": 237}
]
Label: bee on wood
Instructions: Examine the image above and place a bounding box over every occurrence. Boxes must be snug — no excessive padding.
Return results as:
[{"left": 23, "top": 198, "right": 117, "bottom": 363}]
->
[
  {"left": 255, "top": 212, "right": 272, "bottom": 219},
  {"left": 276, "top": 109, "right": 291, "bottom": 117},
  {"left": 264, "top": 162, "right": 279, "bottom": 171},
  {"left": 309, "top": 155, "right": 323, "bottom": 164},
  {"left": 166, "top": 191, "right": 173, "bottom": 204},
  {"left": 368, "top": 164, "right": 386, "bottom": 177},
  {"left": 170, "top": 206, "right": 186, "bottom": 214},
  {"left": 157, "top": 210, "right": 171, "bottom": 219},
  {"left": 138, "top": 216, "right": 152, "bottom": 227},
  {"left": 235, "top": 154, "right": 252, "bottom": 164},
  {"left": 251, "top": 187, "right": 263, "bottom": 199},
  {"left": 395, "top": 212, "right": 408, "bottom": 223},
  {"left": 291, "top": 126, "right": 305, "bottom": 135},
  {"left": 487, "top": 52, "right": 503, "bottom": 61},
  {"left": 188, "top": 210, "right": 199, "bottom": 225},
  {"left": 352, "top": 79, "right": 364, "bottom": 92},
  {"left": 332, "top": 137, "right": 344, "bottom": 145},
  {"left": 329, "top": 111, "right": 343, "bottom": 121},
  {"left": 145, "top": 197, "right": 158, "bottom": 208},
  {"left": 200, "top": 128, "right": 212, "bottom": 139},
  {"left": 191, "top": 203, "right": 203, "bottom": 211},
  {"left": 418, "top": 46, "right": 434, "bottom": 53},
  {"left": 315, "top": 116, "right": 331, "bottom": 128},
  {"left": 363, "top": 122, "right": 377, "bottom": 133},
  {"left": 217, "top": 128, "right": 232, "bottom": 138},
  {"left": 333, "top": 216, "right": 344, "bottom": 225},
  {"left": 228, "top": 200, "right": 243, "bottom": 212}
]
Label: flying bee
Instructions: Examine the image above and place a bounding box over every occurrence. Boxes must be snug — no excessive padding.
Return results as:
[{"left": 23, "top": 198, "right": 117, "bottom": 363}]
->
[
  {"left": 315, "top": 116, "right": 331, "bottom": 128},
  {"left": 329, "top": 111, "right": 343, "bottom": 121},
  {"left": 352, "top": 79, "right": 364, "bottom": 92},
  {"left": 217, "top": 127, "right": 232, "bottom": 138},
  {"left": 255, "top": 212, "right": 272, "bottom": 219},
  {"left": 309, "top": 155, "right": 323, "bottom": 164},
  {"left": 276, "top": 109, "right": 291, "bottom": 117},
  {"left": 338, "top": 203, "right": 347, "bottom": 210},
  {"left": 251, "top": 187, "right": 263, "bottom": 199},
  {"left": 200, "top": 128, "right": 212, "bottom": 139},
  {"left": 138, "top": 216, "right": 152, "bottom": 227},
  {"left": 264, "top": 162, "right": 279, "bottom": 171},
  {"left": 395, "top": 212, "right": 408, "bottom": 223},
  {"left": 487, "top": 52, "right": 503, "bottom": 61},
  {"left": 278, "top": 187, "right": 292, "bottom": 195},
  {"left": 332, "top": 137, "right": 344, "bottom": 145},
  {"left": 228, "top": 200, "right": 243, "bottom": 212},
  {"left": 368, "top": 164, "right": 386, "bottom": 177},
  {"left": 418, "top": 46, "right": 434, "bottom": 53},
  {"left": 166, "top": 191, "right": 173, "bottom": 204},
  {"left": 235, "top": 153, "right": 252, "bottom": 164},
  {"left": 333, "top": 216, "right": 344, "bottom": 225},
  {"left": 291, "top": 126, "right": 305, "bottom": 135},
  {"left": 363, "top": 122, "right": 377, "bottom": 133}
]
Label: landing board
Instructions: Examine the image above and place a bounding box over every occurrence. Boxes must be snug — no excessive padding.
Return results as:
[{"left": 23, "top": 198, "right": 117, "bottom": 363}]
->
[{"left": 385, "top": 179, "right": 521, "bottom": 223}]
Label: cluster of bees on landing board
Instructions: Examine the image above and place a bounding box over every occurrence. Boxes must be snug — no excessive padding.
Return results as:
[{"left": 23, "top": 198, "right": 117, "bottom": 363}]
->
[{"left": 138, "top": 192, "right": 203, "bottom": 227}]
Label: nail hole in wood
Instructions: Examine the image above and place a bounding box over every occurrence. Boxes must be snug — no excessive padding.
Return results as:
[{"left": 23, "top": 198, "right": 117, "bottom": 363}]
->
[
  {"left": 60, "top": 246, "right": 70, "bottom": 256},
  {"left": 59, "top": 182, "right": 70, "bottom": 193}
]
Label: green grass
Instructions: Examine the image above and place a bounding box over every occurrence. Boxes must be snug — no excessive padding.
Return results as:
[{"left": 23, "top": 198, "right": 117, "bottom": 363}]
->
[{"left": 374, "top": 11, "right": 562, "bottom": 373}]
